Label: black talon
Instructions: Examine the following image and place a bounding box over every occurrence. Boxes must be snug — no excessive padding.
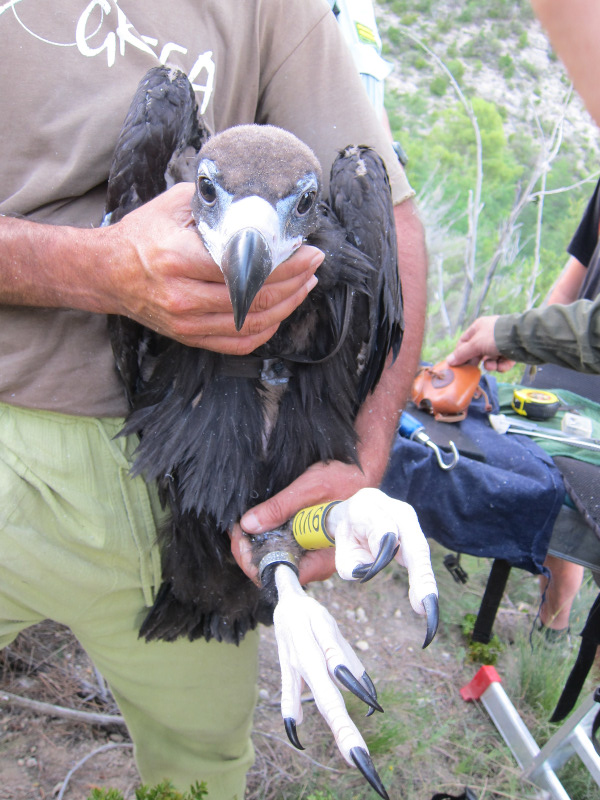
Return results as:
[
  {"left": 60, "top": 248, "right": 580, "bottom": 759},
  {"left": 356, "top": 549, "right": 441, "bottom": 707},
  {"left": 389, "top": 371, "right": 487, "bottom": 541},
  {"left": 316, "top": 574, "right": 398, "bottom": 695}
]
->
[
  {"left": 422, "top": 592, "right": 439, "bottom": 649},
  {"left": 362, "top": 670, "right": 378, "bottom": 718},
  {"left": 352, "top": 563, "right": 369, "bottom": 579},
  {"left": 350, "top": 746, "right": 389, "bottom": 800},
  {"left": 352, "top": 533, "right": 399, "bottom": 583},
  {"left": 284, "top": 717, "right": 304, "bottom": 750},
  {"left": 334, "top": 664, "right": 383, "bottom": 713}
]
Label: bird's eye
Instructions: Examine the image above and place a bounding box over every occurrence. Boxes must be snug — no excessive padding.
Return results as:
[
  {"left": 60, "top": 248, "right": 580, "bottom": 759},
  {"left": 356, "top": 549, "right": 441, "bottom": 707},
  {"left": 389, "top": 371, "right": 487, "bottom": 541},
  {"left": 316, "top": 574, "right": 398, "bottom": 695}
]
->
[
  {"left": 198, "top": 177, "right": 217, "bottom": 206},
  {"left": 295, "top": 190, "right": 316, "bottom": 216}
]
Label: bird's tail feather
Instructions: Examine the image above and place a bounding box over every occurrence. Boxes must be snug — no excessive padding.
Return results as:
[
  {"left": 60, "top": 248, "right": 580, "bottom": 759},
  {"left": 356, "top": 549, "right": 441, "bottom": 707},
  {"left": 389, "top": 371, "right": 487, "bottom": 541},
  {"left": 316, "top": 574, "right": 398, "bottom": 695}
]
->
[
  {"left": 139, "top": 510, "right": 276, "bottom": 645},
  {"left": 139, "top": 578, "right": 274, "bottom": 644}
]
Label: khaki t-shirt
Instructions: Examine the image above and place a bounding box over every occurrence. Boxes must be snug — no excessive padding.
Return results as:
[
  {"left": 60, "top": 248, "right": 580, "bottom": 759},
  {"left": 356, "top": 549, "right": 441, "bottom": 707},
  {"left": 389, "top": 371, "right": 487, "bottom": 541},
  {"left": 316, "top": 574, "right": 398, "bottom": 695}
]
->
[{"left": 0, "top": 0, "right": 413, "bottom": 417}]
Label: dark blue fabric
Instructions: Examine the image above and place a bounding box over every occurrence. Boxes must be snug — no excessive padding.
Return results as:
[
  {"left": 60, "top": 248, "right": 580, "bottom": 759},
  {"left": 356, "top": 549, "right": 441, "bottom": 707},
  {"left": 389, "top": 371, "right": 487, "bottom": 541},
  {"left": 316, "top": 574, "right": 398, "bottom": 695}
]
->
[{"left": 380, "top": 375, "right": 566, "bottom": 575}]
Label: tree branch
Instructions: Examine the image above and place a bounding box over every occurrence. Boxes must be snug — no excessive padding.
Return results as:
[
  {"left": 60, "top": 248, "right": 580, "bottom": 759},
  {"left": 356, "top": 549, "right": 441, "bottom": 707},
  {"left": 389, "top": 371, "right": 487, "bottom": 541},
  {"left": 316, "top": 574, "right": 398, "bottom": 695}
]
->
[{"left": 0, "top": 689, "right": 126, "bottom": 727}]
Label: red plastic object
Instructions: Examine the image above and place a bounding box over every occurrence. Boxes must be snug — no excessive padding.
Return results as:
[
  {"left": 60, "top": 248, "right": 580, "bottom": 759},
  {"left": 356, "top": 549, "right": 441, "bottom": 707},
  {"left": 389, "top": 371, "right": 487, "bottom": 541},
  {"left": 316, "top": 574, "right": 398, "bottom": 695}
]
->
[{"left": 460, "top": 665, "right": 502, "bottom": 701}]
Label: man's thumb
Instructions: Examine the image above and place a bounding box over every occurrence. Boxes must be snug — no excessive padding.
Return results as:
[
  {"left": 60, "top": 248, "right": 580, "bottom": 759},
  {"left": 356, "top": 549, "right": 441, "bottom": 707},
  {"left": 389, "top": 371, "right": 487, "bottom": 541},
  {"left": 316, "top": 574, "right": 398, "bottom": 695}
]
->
[{"left": 240, "top": 494, "right": 289, "bottom": 534}]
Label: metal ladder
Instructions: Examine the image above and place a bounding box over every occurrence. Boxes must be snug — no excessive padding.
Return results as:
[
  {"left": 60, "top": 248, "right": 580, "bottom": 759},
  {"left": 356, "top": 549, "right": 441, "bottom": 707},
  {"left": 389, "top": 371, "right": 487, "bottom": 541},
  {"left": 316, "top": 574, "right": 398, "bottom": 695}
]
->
[{"left": 461, "top": 665, "right": 600, "bottom": 799}]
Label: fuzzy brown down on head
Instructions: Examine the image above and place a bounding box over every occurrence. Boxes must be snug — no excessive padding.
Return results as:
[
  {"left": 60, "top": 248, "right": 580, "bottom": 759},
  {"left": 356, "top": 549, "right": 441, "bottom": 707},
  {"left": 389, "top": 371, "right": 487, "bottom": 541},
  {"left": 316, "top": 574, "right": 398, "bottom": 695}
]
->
[{"left": 197, "top": 124, "right": 323, "bottom": 200}]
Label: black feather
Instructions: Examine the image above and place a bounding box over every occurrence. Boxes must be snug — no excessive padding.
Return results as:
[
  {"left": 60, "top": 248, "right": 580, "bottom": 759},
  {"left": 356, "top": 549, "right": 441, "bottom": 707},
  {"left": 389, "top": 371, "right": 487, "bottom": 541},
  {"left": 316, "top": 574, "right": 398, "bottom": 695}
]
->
[{"left": 104, "top": 66, "right": 404, "bottom": 644}]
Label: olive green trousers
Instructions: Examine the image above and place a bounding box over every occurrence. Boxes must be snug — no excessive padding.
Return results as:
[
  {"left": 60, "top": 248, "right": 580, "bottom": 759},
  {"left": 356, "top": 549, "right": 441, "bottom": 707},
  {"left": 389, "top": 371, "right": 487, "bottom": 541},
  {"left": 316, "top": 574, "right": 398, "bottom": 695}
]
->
[{"left": 0, "top": 403, "right": 258, "bottom": 800}]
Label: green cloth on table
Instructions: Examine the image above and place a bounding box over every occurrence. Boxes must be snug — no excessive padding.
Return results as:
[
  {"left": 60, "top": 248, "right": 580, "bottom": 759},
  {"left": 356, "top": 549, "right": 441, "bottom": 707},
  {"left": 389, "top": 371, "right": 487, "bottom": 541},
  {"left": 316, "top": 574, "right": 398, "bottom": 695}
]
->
[{"left": 497, "top": 383, "right": 600, "bottom": 466}]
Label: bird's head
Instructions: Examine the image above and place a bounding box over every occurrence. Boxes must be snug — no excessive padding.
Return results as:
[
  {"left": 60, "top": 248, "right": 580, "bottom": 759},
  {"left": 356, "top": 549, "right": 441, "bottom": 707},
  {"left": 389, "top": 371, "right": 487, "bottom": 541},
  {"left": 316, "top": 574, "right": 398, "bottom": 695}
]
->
[{"left": 191, "top": 125, "right": 322, "bottom": 331}]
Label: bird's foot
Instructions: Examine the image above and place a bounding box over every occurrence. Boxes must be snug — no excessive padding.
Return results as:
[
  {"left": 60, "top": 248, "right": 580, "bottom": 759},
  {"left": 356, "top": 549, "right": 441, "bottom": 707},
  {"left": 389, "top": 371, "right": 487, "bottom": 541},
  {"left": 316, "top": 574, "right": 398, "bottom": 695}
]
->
[
  {"left": 351, "top": 531, "right": 399, "bottom": 582},
  {"left": 273, "top": 564, "right": 390, "bottom": 798},
  {"left": 351, "top": 747, "right": 390, "bottom": 800},
  {"left": 326, "top": 488, "right": 439, "bottom": 647}
]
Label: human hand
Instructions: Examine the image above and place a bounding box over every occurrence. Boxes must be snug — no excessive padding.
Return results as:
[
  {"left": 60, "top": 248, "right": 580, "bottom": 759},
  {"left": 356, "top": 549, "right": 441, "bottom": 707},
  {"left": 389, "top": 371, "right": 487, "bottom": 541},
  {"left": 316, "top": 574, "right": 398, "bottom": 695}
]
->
[
  {"left": 447, "top": 315, "right": 516, "bottom": 372},
  {"left": 230, "top": 523, "right": 336, "bottom": 587},
  {"left": 102, "top": 183, "right": 322, "bottom": 353},
  {"left": 233, "top": 459, "right": 375, "bottom": 585}
]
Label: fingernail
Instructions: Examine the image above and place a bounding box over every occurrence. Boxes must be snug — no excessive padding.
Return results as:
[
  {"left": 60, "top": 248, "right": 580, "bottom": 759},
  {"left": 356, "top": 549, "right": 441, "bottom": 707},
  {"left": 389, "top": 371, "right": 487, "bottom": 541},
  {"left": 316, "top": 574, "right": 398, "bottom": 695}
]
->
[
  {"left": 241, "top": 511, "right": 261, "bottom": 533},
  {"left": 306, "top": 275, "right": 318, "bottom": 292},
  {"left": 310, "top": 250, "right": 325, "bottom": 270}
]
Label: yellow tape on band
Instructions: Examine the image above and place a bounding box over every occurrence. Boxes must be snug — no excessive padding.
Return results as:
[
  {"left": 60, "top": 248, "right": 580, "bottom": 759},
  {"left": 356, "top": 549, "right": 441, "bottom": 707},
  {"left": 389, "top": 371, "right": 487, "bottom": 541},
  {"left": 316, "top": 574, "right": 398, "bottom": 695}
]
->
[{"left": 292, "top": 502, "right": 338, "bottom": 550}]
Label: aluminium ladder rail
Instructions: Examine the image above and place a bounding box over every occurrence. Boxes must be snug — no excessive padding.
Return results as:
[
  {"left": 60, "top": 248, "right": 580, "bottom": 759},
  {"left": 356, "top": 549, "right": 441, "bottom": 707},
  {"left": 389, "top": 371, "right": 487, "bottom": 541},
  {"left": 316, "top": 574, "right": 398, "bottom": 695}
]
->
[{"left": 461, "top": 665, "right": 600, "bottom": 799}]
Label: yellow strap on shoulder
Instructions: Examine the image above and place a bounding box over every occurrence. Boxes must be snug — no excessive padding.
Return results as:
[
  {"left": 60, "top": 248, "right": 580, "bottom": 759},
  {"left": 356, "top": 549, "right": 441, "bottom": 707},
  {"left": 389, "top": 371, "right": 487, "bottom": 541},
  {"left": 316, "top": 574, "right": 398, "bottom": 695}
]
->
[{"left": 292, "top": 502, "right": 339, "bottom": 550}]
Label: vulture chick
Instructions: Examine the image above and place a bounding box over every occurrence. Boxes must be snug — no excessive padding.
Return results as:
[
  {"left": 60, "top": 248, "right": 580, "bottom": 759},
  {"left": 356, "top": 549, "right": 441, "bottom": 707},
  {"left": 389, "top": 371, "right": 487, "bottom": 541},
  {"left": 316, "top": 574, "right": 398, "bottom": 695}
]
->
[{"left": 104, "top": 66, "right": 438, "bottom": 798}]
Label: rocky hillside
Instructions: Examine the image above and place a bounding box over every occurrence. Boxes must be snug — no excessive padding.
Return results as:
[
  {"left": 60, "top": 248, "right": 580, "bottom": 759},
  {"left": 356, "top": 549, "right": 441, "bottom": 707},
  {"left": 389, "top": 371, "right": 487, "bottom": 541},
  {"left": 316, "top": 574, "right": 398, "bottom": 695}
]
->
[
  {"left": 376, "top": 0, "right": 598, "bottom": 155},
  {"left": 373, "top": 0, "right": 600, "bottom": 350}
]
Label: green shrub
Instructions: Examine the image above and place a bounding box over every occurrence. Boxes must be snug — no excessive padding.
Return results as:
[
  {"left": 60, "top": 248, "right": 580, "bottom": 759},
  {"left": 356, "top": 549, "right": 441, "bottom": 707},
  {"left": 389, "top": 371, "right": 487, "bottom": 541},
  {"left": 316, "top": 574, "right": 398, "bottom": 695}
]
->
[
  {"left": 448, "top": 58, "right": 465, "bottom": 83},
  {"left": 87, "top": 780, "right": 208, "bottom": 800},
  {"left": 400, "top": 12, "right": 418, "bottom": 25},
  {"left": 386, "top": 24, "right": 402, "bottom": 48},
  {"left": 390, "top": 0, "right": 408, "bottom": 14},
  {"left": 461, "top": 613, "right": 504, "bottom": 665},
  {"left": 499, "top": 53, "right": 515, "bottom": 79},
  {"left": 430, "top": 74, "right": 449, "bottom": 97}
]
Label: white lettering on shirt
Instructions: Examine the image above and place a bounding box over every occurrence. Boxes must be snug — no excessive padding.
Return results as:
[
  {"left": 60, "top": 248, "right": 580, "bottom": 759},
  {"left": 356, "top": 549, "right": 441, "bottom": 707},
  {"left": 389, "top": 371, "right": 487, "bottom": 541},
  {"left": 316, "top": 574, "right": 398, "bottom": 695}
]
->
[
  {"left": 4, "top": 0, "right": 216, "bottom": 110},
  {"left": 188, "top": 51, "right": 216, "bottom": 115}
]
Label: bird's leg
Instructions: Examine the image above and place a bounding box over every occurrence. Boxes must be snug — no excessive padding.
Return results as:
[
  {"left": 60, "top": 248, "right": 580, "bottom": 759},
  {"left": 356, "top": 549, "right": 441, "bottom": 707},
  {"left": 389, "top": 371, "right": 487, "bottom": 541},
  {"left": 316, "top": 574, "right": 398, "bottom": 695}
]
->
[
  {"left": 246, "top": 525, "right": 388, "bottom": 796},
  {"left": 271, "top": 562, "right": 390, "bottom": 800}
]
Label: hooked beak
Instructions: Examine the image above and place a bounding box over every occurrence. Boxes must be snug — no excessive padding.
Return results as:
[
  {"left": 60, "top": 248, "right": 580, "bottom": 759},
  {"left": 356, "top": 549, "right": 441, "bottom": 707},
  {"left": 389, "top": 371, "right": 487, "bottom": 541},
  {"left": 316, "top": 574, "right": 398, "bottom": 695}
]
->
[{"left": 221, "top": 228, "right": 273, "bottom": 331}]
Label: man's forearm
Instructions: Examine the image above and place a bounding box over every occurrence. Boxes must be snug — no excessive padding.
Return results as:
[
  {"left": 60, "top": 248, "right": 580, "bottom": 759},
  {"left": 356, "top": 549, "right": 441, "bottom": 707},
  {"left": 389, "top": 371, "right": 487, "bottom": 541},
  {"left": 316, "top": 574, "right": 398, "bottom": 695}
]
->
[
  {"left": 545, "top": 256, "right": 587, "bottom": 306},
  {"left": 531, "top": 0, "right": 600, "bottom": 129},
  {"left": 391, "top": 198, "right": 428, "bottom": 407},
  {"left": 0, "top": 215, "right": 107, "bottom": 311},
  {"left": 494, "top": 297, "right": 600, "bottom": 374},
  {"left": 354, "top": 198, "right": 428, "bottom": 484}
]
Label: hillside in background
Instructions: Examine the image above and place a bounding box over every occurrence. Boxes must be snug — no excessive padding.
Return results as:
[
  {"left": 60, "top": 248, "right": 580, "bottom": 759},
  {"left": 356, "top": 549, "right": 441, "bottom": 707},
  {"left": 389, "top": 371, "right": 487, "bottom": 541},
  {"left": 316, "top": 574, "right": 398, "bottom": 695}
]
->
[{"left": 374, "top": 0, "right": 599, "bottom": 358}]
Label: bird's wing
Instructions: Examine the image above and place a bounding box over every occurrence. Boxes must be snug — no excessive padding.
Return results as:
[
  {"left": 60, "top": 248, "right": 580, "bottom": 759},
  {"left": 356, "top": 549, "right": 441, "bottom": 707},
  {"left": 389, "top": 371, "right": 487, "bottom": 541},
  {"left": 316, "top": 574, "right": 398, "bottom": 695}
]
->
[
  {"left": 328, "top": 145, "right": 404, "bottom": 402},
  {"left": 104, "top": 65, "right": 207, "bottom": 223},
  {"left": 102, "top": 65, "right": 208, "bottom": 404}
]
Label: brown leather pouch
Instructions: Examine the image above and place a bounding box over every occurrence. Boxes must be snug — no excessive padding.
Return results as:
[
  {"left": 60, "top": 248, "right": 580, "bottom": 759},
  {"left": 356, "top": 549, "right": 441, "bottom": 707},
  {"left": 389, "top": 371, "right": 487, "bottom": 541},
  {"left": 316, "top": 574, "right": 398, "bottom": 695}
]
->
[{"left": 411, "top": 360, "right": 490, "bottom": 422}]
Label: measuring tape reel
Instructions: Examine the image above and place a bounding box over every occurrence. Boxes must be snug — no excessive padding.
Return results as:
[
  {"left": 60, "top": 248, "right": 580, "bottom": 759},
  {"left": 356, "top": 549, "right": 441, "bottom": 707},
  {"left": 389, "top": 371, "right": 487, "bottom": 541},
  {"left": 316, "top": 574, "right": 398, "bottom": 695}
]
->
[{"left": 511, "top": 388, "right": 561, "bottom": 420}]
